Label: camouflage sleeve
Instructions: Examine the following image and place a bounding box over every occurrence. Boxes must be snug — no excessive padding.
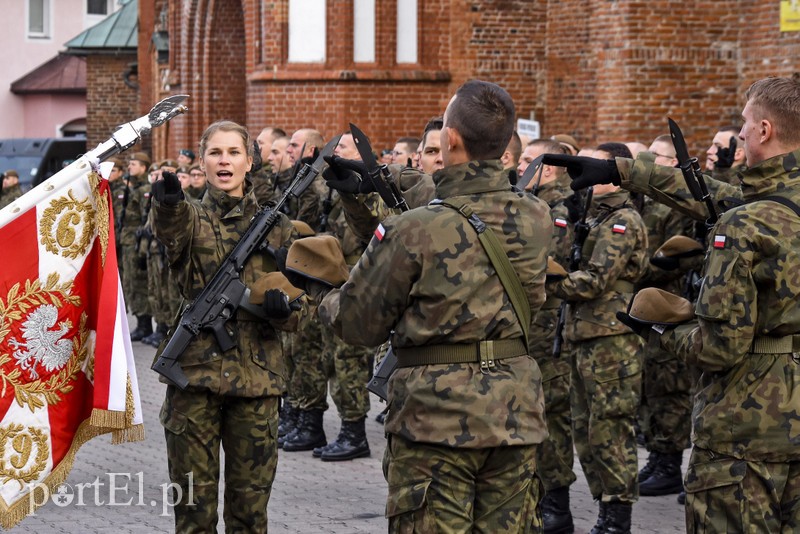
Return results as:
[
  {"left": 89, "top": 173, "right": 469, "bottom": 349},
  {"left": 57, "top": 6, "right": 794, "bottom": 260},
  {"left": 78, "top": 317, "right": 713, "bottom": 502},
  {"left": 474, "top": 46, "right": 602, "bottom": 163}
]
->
[
  {"left": 296, "top": 175, "right": 324, "bottom": 228},
  {"left": 151, "top": 198, "right": 196, "bottom": 268},
  {"left": 318, "top": 215, "right": 418, "bottom": 347},
  {"left": 553, "top": 209, "right": 646, "bottom": 301},
  {"left": 617, "top": 153, "right": 742, "bottom": 222},
  {"left": 659, "top": 211, "right": 756, "bottom": 371},
  {"left": 642, "top": 206, "right": 696, "bottom": 286},
  {"left": 338, "top": 191, "right": 382, "bottom": 242}
]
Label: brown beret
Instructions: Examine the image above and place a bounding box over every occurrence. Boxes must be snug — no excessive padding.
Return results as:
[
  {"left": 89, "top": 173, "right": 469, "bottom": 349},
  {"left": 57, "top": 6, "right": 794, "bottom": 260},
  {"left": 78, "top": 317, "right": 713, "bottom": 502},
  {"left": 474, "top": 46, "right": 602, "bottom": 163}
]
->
[
  {"left": 3, "top": 169, "right": 19, "bottom": 178},
  {"left": 286, "top": 236, "right": 350, "bottom": 287},
  {"left": 628, "top": 288, "right": 694, "bottom": 325},
  {"left": 291, "top": 220, "right": 316, "bottom": 237},
  {"left": 131, "top": 152, "right": 152, "bottom": 168},
  {"left": 551, "top": 134, "right": 580, "bottom": 153},
  {"left": 249, "top": 272, "right": 304, "bottom": 304},
  {"left": 654, "top": 235, "right": 703, "bottom": 259},
  {"left": 546, "top": 257, "right": 568, "bottom": 280}
]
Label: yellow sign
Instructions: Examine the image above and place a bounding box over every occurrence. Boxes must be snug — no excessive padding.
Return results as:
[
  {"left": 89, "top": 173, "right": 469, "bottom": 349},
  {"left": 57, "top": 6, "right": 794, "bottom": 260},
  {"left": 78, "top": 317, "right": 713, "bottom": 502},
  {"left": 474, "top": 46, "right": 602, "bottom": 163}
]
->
[{"left": 781, "top": 0, "right": 800, "bottom": 31}]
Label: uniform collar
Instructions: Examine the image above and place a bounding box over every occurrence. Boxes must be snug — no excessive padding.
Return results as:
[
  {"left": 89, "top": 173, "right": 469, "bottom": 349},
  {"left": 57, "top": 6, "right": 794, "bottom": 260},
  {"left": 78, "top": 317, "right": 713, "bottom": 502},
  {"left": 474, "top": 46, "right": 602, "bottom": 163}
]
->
[
  {"left": 432, "top": 160, "right": 511, "bottom": 199},
  {"left": 201, "top": 179, "right": 256, "bottom": 219},
  {"left": 740, "top": 148, "right": 800, "bottom": 200}
]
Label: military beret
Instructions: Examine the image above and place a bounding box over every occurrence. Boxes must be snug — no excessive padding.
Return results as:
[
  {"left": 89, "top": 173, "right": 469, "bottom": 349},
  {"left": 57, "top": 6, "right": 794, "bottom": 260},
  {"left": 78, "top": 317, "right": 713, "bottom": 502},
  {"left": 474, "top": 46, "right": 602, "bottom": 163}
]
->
[
  {"left": 160, "top": 159, "right": 180, "bottom": 170},
  {"left": 249, "top": 272, "right": 304, "bottom": 304},
  {"left": 551, "top": 134, "right": 580, "bottom": 154},
  {"left": 131, "top": 152, "right": 152, "bottom": 168},
  {"left": 654, "top": 235, "right": 703, "bottom": 259},
  {"left": 628, "top": 288, "right": 694, "bottom": 325},
  {"left": 546, "top": 257, "right": 568, "bottom": 281},
  {"left": 3, "top": 169, "right": 19, "bottom": 178},
  {"left": 285, "top": 236, "right": 350, "bottom": 288},
  {"left": 291, "top": 220, "right": 316, "bottom": 237},
  {"left": 180, "top": 149, "right": 196, "bottom": 160}
]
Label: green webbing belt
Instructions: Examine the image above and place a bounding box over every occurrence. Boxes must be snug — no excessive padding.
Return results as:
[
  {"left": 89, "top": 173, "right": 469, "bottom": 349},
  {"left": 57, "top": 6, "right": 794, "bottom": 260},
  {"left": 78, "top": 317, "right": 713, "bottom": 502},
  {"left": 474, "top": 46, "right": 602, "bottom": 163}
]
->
[
  {"left": 751, "top": 335, "right": 800, "bottom": 354},
  {"left": 438, "top": 198, "right": 531, "bottom": 348},
  {"left": 395, "top": 339, "right": 528, "bottom": 369}
]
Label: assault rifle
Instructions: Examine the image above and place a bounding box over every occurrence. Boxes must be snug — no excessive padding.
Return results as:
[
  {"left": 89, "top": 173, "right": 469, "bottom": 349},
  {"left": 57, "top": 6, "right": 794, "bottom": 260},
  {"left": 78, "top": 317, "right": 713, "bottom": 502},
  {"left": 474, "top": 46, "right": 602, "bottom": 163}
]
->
[
  {"left": 152, "top": 136, "right": 340, "bottom": 388},
  {"left": 552, "top": 186, "right": 593, "bottom": 358}
]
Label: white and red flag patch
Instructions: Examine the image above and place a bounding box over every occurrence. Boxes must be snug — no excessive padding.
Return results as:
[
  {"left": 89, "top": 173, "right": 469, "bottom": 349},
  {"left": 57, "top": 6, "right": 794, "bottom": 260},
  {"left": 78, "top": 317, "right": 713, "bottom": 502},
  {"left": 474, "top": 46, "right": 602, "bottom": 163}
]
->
[
  {"left": 374, "top": 223, "right": 386, "bottom": 242},
  {"left": 612, "top": 224, "right": 627, "bottom": 234},
  {"left": 714, "top": 235, "right": 727, "bottom": 249},
  {"left": 554, "top": 218, "right": 568, "bottom": 228},
  {"left": 0, "top": 158, "right": 143, "bottom": 527}
]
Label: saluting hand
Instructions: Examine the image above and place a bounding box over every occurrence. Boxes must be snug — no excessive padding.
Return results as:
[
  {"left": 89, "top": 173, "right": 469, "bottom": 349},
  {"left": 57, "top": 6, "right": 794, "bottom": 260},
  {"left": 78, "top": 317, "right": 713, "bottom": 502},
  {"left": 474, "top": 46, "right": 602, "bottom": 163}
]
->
[{"left": 541, "top": 154, "right": 621, "bottom": 190}]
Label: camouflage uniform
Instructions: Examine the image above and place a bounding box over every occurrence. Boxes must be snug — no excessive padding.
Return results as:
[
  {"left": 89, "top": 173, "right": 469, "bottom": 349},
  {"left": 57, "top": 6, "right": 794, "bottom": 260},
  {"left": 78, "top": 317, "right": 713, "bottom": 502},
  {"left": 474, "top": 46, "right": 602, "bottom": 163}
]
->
[
  {"left": 636, "top": 194, "right": 696, "bottom": 458},
  {"left": 710, "top": 163, "right": 746, "bottom": 186},
  {"left": 152, "top": 181, "right": 297, "bottom": 532},
  {"left": 528, "top": 175, "right": 577, "bottom": 493},
  {"left": 119, "top": 175, "right": 151, "bottom": 318},
  {"left": 550, "top": 189, "right": 648, "bottom": 504},
  {"left": 318, "top": 160, "right": 552, "bottom": 531},
  {"left": 0, "top": 183, "right": 22, "bottom": 209},
  {"left": 654, "top": 149, "right": 800, "bottom": 533}
]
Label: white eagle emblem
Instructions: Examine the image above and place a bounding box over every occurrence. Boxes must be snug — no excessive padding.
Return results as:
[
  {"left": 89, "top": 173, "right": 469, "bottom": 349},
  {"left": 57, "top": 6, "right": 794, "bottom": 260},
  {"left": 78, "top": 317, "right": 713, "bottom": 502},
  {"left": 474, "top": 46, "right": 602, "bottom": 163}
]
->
[{"left": 8, "top": 304, "right": 73, "bottom": 380}]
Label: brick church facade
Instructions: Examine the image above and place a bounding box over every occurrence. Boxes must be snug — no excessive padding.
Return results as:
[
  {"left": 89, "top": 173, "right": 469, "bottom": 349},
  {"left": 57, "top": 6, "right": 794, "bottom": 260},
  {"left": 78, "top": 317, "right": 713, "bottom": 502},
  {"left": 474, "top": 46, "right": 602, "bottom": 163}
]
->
[{"left": 125, "top": 0, "right": 799, "bottom": 162}]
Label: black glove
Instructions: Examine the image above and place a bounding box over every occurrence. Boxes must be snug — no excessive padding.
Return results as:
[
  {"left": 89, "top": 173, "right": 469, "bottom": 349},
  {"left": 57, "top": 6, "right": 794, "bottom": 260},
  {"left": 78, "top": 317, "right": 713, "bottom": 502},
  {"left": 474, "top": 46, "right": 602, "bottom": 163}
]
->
[
  {"left": 152, "top": 171, "right": 184, "bottom": 206},
  {"left": 562, "top": 193, "right": 583, "bottom": 223},
  {"left": 714, "top": 136, "right": 737, "bottom": 169},
  {"left": 541, "top": 154, "right": 621, "bottom": 190},
  {"left": 262, "top": 288, "right": 292, "bottom": 320},
  {"left": 322, "top": 155, "right": 375, "bottom": 194},
  {"left": 137, "top": 254, "right": 148, "bottom": 271}
]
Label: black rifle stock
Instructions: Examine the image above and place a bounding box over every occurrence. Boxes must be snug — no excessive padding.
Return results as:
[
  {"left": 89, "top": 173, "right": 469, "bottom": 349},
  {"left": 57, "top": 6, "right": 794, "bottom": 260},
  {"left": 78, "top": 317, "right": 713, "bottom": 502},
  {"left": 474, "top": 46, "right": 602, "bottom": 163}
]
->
[
  {"left": 152, "top": 137, "right": 339, "bottom": 388},
  {"left": 552, "top": 187, "right": 593, "bottom": 358}
]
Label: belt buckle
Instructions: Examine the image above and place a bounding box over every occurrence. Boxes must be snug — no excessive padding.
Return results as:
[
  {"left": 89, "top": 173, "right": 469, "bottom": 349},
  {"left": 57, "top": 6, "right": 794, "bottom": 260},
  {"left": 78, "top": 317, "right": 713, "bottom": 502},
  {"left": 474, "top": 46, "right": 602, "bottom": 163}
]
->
[{"left": 479, "top": 340, "right": 495, "bottom": 373}]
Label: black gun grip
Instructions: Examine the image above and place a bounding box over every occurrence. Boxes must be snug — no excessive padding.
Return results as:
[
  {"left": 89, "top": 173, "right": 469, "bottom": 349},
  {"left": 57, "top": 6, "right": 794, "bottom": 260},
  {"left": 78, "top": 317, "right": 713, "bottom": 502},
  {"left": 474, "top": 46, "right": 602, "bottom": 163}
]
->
[{"left": 151, "top": 357, "right": 190, "bottom": 389}]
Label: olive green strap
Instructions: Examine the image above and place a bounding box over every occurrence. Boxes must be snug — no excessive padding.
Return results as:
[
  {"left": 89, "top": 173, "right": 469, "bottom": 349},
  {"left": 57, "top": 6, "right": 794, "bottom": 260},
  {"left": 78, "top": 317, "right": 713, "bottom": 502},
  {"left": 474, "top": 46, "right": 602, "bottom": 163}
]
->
[{"left": 437, "top": 199, "right": 531, "bottom": 347}]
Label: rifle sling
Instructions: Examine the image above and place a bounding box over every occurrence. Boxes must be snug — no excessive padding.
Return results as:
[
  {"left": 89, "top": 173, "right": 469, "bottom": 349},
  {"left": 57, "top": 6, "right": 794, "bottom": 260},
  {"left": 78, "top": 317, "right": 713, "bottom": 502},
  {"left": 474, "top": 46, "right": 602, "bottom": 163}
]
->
[{"left": 437, "top": 198, "right": 531, "bottom": 348}]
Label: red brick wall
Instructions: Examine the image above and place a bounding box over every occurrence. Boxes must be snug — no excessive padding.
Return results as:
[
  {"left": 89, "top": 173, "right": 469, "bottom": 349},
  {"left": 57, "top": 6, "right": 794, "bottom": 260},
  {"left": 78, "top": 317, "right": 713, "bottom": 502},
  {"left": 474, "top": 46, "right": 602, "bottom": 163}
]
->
[
  {"left": 133, "top": 0, "right": 800, "bottom": 163},
  {"left": 85, "top": 55, "right": 139, "bottom": 151}
]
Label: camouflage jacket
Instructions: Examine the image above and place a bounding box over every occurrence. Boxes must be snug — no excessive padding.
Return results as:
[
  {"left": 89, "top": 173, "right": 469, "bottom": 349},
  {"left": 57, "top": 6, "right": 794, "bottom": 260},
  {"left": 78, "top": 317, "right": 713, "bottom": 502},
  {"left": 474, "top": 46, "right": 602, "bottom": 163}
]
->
[
  {"left": 660, "top": 148, "right": 800, "bottom": 461},
  {"left": 711, "top": 163, "right": 746, "bottom": 186},
  {"left": 551, "top": 190, "right": 648, "bottom": 342},
  {"left": 109, "top": 179, "right": 127, "bottom": 225},
  {"left": 528, "top": 177, "right": 573, "bottom": 364},
  {"left": 319, "top": 160, "right": 552, "bottom": 448},
  {"left": 0, "top": 183, "right": 22, "bottom": 210},
  {"left": 617, "top": 151, "right": 742, "bottom": 224},
  {"left": 118, "top": 175, "right": 150, "bottom": 247},
  {"left": 152, "top": 183, "right": 297, "bottom": 397},
  {"left": 637, "top": 196, "right": 695, "bottom": 292}
]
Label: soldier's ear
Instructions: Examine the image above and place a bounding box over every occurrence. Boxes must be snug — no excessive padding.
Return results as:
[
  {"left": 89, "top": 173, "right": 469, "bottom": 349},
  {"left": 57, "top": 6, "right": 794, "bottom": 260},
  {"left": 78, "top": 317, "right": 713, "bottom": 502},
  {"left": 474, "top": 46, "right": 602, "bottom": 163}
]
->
[{"left": 445, "top": 126, "right": 462, "bottom": 153}]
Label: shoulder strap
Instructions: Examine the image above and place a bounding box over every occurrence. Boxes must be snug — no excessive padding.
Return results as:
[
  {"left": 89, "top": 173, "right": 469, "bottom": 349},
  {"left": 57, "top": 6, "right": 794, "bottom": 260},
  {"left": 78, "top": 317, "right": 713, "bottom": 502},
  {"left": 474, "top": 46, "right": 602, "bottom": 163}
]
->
[{"left": 436, "top": 198, "right": 531, "bottom": 347}]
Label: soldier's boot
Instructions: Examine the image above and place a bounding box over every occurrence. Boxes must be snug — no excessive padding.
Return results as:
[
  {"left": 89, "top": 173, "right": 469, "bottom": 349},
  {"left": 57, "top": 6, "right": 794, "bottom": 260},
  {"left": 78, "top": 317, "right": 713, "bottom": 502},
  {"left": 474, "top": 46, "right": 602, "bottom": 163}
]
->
[
  {"left": 278, "top": 409, "right": 305, "bottom": 449},
  {"left": 541, "top": 486, "right": 574, "bottom": 534},
  {"left": 130, "top": 315, "right": 153, "bottom": 342},
  {"left": 637, "top": 451, "right": 661, "bottom": 483},
  {"left": 602, "top": 502, "right": 632, "bottom": 534},
  {"left": 588, "top": 501, "right": 608, "bottom": 534},
  {"left": 320, "top": 418, "right": 370, "bottom": 462},
  {"left": 375, "top": 406, "right": 389, "bottom": 424},
  {"left": 144, "top": 323, "right": 168, "bottom": 347},
  {"left": 282, "top": 409, "right": 326, "bottom": 452},
  {"left": 677, "top": 489, "right": 686, "bottom": 505},
  {"left": 639, "top": 452, "right": 683, "bottom": 496},
  {"left": 278, "top": 403, "right": 300, "bottom": 438}
]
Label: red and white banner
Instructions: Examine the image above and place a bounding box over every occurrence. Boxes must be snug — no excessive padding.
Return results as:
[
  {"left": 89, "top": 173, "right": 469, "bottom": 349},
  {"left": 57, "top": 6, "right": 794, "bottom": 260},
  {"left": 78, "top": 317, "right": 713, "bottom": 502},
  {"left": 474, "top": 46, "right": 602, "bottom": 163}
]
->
[{"left": 0, "top": 157, "right": 143, "bottom": 528}]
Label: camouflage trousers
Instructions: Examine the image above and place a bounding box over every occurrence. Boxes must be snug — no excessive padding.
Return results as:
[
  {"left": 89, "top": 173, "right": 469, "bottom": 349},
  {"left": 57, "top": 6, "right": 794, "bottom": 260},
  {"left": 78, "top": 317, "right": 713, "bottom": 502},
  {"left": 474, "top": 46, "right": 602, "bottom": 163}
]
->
[
  {"left": 146, "top": 247, "right": 181, "bottom": 325},
  {"left": 535, "top": 355, "right": 576, "bottom": 491},
  {"left": 121, "top": 242, "right": 150, "bottom": 315},
  {"left": 160, "top": 385, "right": 279, "bottom": 533},
  {"left": 287, "top": 315, "right": 329, "bottom": 411},
  {"left": 570, "top": 334, "right": 642, "bottom": 503},
  {"left": 321, "top": 325, "right": 373, "bottom": 421},
  {"left": 383, "top": 434, "right": 543, "bottom": 533},
  {"left": 684, "top": 447, "right": 800, "bottom": 533},
  {"left": 639, "top": 344, "right": 695, "bottom": 454}
]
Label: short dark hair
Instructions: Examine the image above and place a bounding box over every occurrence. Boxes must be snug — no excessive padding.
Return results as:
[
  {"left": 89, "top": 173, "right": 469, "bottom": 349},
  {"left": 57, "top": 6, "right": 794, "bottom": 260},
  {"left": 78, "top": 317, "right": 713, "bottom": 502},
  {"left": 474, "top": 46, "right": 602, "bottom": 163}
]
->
[
  {"left": 528, "top": 138, "right": 568, "bottom": 155},
  {"left": 420, "top": 116, "right": 443, "bottom": 149},
  {"left": 507, "top": 131, "right": 522, "bottom": 163},
  {"left": 596, "top": 142, "right": 633, "bottom": 159},
  {"left": 447, "top": 80, "right": 515, "bottom": 160},
  {"left": 396, "top": 137, "right": 420, "bottom": 153}
]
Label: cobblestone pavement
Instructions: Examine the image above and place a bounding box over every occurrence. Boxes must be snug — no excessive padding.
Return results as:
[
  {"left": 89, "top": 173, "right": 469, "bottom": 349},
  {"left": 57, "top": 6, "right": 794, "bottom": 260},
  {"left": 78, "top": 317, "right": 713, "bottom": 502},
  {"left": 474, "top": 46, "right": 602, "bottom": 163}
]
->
[{"left": 13, "top": 339, "right": 688, "bottom": 533}]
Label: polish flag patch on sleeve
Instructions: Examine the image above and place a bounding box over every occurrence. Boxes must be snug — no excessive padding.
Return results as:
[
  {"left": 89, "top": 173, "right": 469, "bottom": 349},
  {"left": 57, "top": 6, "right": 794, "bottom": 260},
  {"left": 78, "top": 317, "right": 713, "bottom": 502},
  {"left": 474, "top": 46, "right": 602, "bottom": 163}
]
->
[
  {"left": 554, "top": 218, "right": 568, "bottom": 228},
  {"left": 374, "top": 223, "right": 386, "bottom": 241},
  {"left": 713, "top": 235, "right": 726, "bottom": 248},
  {"left": 612, "top": 224, "right": 627, "bottom": 234}
]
